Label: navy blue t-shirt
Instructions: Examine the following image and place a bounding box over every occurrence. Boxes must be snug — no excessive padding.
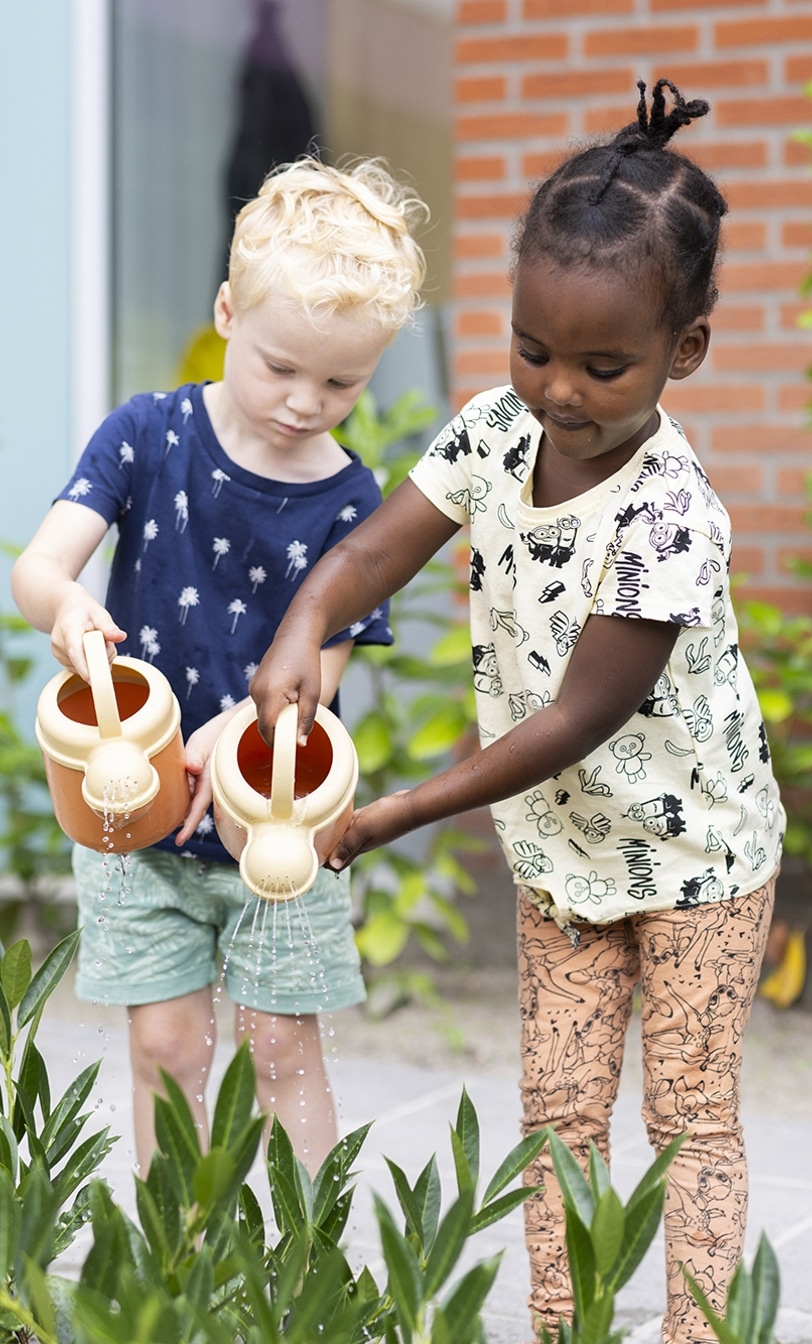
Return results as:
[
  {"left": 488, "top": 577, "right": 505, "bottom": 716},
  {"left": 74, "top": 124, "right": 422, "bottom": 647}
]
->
[{"left": 57, "top": 382, "right": 392, "bottom": 862}]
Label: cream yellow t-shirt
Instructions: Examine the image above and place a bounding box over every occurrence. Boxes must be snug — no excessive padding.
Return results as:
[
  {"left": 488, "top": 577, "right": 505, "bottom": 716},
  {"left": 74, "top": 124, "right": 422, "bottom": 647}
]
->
[{"left": 410, "top": 387, "right": 784, "bottom": 930}]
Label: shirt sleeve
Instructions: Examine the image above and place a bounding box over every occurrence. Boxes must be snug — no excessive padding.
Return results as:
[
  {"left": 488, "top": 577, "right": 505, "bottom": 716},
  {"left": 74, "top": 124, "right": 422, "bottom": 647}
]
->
[{"left": 54, "top": 400, "right": 143, "bottom": 525}]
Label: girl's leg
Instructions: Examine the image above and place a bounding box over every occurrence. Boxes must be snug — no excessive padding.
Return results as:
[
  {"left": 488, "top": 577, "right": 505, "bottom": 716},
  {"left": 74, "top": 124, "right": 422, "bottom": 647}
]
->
[
  {"left": 636, "top": 876, "right": 776, "bottom": 1344},
  {"left": 517, "top": 895, "right": 639, "bottom": 1336},
  {"left": 234, "top": 1006, "right": 336, "bottom": 1176},
  {"left": 128, "top": 986, "right": 216, "bottom": 1170}
]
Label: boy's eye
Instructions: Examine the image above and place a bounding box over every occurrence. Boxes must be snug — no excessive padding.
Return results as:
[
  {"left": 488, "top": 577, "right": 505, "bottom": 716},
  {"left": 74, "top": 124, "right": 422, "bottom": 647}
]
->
[
  {"left": 267, "top": 362, "right": 293, "bottom": 375},
  {"left": 328, "top": 379, "right": 354, "bottom": 390}
]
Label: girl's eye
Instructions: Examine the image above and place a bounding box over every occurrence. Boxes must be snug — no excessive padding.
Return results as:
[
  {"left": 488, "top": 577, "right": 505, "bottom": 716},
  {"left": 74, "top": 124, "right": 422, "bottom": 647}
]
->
[
  {"left": 517, "top": 345, "right": 547, "bottom": 366},
  {"left": 588, "top": 366, "right": 626, "bottom": 381}
]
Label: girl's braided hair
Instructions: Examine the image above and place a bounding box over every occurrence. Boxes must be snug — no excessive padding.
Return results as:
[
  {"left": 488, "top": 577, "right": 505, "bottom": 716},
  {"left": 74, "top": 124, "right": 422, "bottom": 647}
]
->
[{"left": 513, "top": 79, "right": 728, "bottom": 330}]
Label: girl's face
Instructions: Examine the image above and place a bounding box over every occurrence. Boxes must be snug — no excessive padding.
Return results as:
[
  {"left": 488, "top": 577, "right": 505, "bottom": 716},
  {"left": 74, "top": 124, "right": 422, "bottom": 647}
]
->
[{"left": 509, "top": 255, "right": 709, "bottom": 482}]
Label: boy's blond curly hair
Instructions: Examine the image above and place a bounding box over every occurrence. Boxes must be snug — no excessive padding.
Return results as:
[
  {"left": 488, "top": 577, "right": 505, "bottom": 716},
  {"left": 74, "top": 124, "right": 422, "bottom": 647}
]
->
[{"left": 228, "top": 157, "right": 428, "bottom": 330}]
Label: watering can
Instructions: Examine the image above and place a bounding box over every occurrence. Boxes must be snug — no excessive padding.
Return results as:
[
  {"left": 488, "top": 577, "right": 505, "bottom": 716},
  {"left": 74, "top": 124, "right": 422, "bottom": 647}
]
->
[
  {"left": 210, "top": 701, "right": 358, "bottom": 902},
  {"left": 35, "top": 630, "right": 189, "bottom": 853}
]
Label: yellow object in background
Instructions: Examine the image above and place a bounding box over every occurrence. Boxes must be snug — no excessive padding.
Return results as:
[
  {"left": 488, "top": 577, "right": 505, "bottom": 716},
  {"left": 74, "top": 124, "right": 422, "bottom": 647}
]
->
[
  {"left": 759, "top": 926, "right": 807, "bottom": 1010},
  {"left": 176, "top": 325, "right": 226, "bottom": 386}
]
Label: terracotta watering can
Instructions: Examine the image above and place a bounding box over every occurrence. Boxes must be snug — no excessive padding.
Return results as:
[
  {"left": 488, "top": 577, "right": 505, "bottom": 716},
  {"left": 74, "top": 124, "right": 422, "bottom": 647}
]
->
[
  {"left": 210, "top": 701, "right": 358, "bottom": 901},
  {"left": 35, "top": 630, "right": 189, "bottom": 853}
]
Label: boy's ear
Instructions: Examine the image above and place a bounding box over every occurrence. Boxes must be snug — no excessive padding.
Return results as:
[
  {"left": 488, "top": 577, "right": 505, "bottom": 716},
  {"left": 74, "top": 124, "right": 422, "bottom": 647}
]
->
[
  {"left": 669, "top": 317, "right": 711, "bottom": 381},
  {"left": 213, "top": 282, "right": 235, "bottom": 339}
]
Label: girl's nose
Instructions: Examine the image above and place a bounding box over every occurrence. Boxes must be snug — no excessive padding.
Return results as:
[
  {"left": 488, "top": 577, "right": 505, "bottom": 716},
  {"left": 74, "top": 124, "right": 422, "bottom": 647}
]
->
[{"left": 545, "top": 367, "right": 581, "bottom": 407}]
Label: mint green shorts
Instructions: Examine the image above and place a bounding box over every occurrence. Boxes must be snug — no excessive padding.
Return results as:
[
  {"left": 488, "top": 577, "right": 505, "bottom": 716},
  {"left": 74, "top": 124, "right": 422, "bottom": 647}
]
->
[{"left": 72, "top": 845, "right": 365, "bottom": 1014}]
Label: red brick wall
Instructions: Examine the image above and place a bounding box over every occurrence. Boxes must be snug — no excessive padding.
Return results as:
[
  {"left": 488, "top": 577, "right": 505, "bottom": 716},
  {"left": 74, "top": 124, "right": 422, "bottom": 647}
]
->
[{"left": 452, "top": 0, "right": 812, "bottom": 611}]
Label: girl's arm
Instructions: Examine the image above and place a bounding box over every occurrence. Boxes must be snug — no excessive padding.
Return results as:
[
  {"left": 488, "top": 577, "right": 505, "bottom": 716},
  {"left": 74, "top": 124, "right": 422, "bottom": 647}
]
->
[
  {"left": 250, "top": 479, "right": 461, "bottom": 744},
  {"left": 11, "top": 500, "right": 126, "bottom": 678},
  {"left": 326, "top": 608, "right": 680, "bottom": 868}
]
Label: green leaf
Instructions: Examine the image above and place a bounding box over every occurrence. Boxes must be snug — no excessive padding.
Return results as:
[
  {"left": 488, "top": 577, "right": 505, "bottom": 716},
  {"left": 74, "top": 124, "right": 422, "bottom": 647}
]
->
[
  {"left": 374, "top": 1194, "right": 423, "bottom": 1336},
  {"left": 153, "top": 1072, "right": 202, "bottom": 1206},
  {"left": 607, "top": 1182, "right": 666, "bottom": 1292},
  {"left": 355, "top": 910, "right": 411, "bottom": 965},
  {"left": 683, "top": 1265, "right": 739, "bottom": 1344},
  {"left": 385, "top": 1157, "right": 428, "bottom": 1244},
  {"left": 210, "top": 1039, "right": 258, "bottom": 1152},
  {"left": 565, "top": 1209, "right": 596, "bottom": 1321},
  {"left": 0, "top": 980, "right": 11, "bottom": 1058},
  {"left": 749, "top": 1232, "right": 781, "bottom": 1340},
  {"left": 184, "top": 1245, "right": 214, "bottom": 1312},
  {"left": 18, "top": 929, "right": 81, "bottom": 1028},
  {"left": 353, "top": 712, "right": 395, "bottom": 773},
  {"left": 0, "top": 1166, "right": 20, "bottom": 1279},
  {"left": 194, "top": 1147, "right": 237, "bottom": 1210},
  {"left": 0, "top": 939, "right": 31, "bottom": 1010},
  {"left": 591, "top": 1186, "right": 625, "bottom": 1276},
  {"left": 453, "top": 1087, "right": 480, "bottom": 1189},
  {"left": 434, "top": 1255, "right": 502, "bottom": 1343},
  {"left": 480, "top": 1126, "right": 550, "bottom": 1205},
  {"left": 423, "top": 1189, "right": 475, "bottom": 1298},
  {"left": 429, "top": 625, "right": 471, "bottom": 667},
  {"left": 469, "top": 1184, "right": 536, "bottom": 1234},
  {"left": 413, "top": 1155, "right": 442, "bottom": 1251},
  {"left": 407, "top": 703, "right": 468, "bottom": 760}
]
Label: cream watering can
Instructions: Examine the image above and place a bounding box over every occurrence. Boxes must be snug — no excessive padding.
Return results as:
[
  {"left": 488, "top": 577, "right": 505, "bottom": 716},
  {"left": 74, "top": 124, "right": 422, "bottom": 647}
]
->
[
  {"left": 35, "top": 630, "right": 189, "bottom": 853},
  {"left": 210, "top": 701, "right": 358, "bottom": 901}
]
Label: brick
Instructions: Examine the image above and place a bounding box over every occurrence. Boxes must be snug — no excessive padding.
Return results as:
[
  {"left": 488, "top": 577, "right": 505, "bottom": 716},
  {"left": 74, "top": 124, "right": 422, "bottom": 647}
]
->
[
  {"left": 455, "top": 155, "right": 507, "bottom": 182},
  {"left": 715, "top": 15, "right": 812, "bottom": 46},
  {"left": 455, "top": 111, "right": 569, "bottom": 141},
  {"left": 716, "top": 94, "right": 812, "bottom": 127},
  {"left": 783, "top": 222, "right": 812, "bottom": 248},
  {"left": 652, "top": 0, "right": 762, "bottom": 9},
  {"left": 728, "top": 504, "right": 809, "bottom": 532},
  {"left": 456, "top": 0, "right": 507, "bottom": 23},
  {"left": 737, "top": 584, "right": 812, "bottom": 615},
  {"left": 584, "top": 24, "right": 699, "bottom": 58},
  {"left": 712, "top": 425, "right": 811, "bottom": 454},
  {"left": 454, "top": 348, "right": 511, "bottom": 375},
  {"left": 521, "top": 68, "right": 634, "bottom": 101},
  {"left": 456, "top": 310, "right": 505, "bottom": 336},
  {"left": 780, "top": 386, "right": 812, "bottom": 413},
  {"left": 453, "top": 232, "right": 506, "bottom": 258},
  {"left": 729, "top": 545, "right": 764, "bottom": 576},
  {"left": 524, "top": 0, "right": 631, "bottom": 14},
  {"left": 711, "top": 304, "right": 764, "bottom": 331},
  {"left": 712, "top": 342, "right": 811, "bottom": 374},
  {"left": 721, "top": 260, "right": 807, "bottom": 291},
  {"left": 779, "top": 546, "right": 812, "bottom": 573},
  {"left": 778, "top": 467, "right": 812, "bottom": 496},
  {"left": 689, "top": 140, "right": 768, "bottom": 171},
  {"left": 785, "top": 138, "right": 812, "bottom": 168},
  {"left": 786, "top": 55, "right": 812, "bottom": 83},
  {"left": 722, "top": 221, "right": 766, "bottom": 251},
  {"left": 455, "top": 35, "right": 568, "bottom": 64},
  {"left": 664, "top": 384, "right": 764, "bottom": 413},
  {"left": 781, "top": 301, "right": 811, "bottom": 329},
  {"left": 455, "top": 190, "right": 531, "bottom": 219},
  {"left": 708, "top": 464, "right": 764, "bottom": 494},
  {"left": 723, "top": 181, "right": 812, "bottom": 212},
  {"left": 652, "top": 58, "right": 768, "bottom": 88},
  {"left": 454, "top": 271, "right": 512, "bottom": 298},
  {"left": 455, "top": 75, "right": 506, "bottom": 102},
  {"left": 522, "top": 149, "right": 569, "bottom": 179}
]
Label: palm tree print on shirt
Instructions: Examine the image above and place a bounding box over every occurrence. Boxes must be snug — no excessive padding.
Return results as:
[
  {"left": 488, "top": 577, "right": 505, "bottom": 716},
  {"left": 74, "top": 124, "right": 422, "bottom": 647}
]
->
[
  {"left": 68, "top": 478, "right": 93, "bottom": 500},
  {"left": 228, "top": 599, "right": 247, "bottom": 633},
  {"left": 337, "top": 505, "right": 358, "bottom": 522},
  {"left": 119, "top": 441, "right": 134, "bottom": 468},
  {"left": 180, "top": 397, "right": 193, "bottom": 423},
  {"left": 185, "top": 667, "right": 199, "bottom": 698},
  {"left": 165, "top": 430, "right": 180, "bottom": 457},
  {"left": 143, "top": 520, "right": 159, "bottom": 551},
  {"left": 178, "top": 588, "right": 200, "bottom": 624},
  {"left": 212, "top": 538, "right": 231, "bottom": 569},
  {"left": 249, "top": 565, "right": 266, "bottom": 593},
  {"left": 174, "top": 491, "right": 189, "bottom": 531},
  {"left": 285, "top": 540, "right": 308, "bottom": 579},
  {"left": 139, "top": 626, "right": 160, "bottom": 661},
  {"left": 211, "top": 469, "right": 230, "bottom": 497}
]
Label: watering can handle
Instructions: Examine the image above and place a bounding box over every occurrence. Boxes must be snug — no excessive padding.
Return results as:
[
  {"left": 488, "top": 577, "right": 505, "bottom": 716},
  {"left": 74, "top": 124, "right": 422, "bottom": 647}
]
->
[
  {"left": 269, "top": 703, "right": 298, "bottom": 821},
  {"left": 82, "top": 630, "right": 123, "bottom": 740}
]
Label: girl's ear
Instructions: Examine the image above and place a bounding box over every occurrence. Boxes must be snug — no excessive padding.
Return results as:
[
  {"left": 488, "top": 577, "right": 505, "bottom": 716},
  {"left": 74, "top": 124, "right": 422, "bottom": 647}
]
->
[
  {"left": 213, "top": 282, "right": 235, "bottom": 340},
  {"left": 669, "top": 318, "right": 711, "bottom": 381}
]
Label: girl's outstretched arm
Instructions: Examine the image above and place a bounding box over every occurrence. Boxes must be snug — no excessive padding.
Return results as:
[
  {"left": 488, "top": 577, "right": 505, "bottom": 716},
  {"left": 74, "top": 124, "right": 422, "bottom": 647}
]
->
[
  {"left": 250, "top": 479, "right": 460, "bottom": 745},
  {"left": 325, "top": 610, "right": 680, "bottom": 868}
]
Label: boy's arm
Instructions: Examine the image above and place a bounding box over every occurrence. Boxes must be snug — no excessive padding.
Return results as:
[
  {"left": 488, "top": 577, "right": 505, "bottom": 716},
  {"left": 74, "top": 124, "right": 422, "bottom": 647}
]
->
[
  {"left": 250, "top": 479, "right": 460, "bottom": 744},
  {"left": 325, "top": 610, "right": 680, "bottom": 868},
  {"left": 11, "top": 501, "right": 126, "bottom": 678}
]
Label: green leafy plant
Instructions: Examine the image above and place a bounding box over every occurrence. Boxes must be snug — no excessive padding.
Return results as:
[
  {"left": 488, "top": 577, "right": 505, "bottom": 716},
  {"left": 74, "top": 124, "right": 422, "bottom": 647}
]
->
[
  {"left": 684, "top": 1231, "right": 780, "bottom": 1344},
  {"left": 333, "top": 392, "right": 483, "bottom": 1011},
  {"left": 537, "top": 1128, "right": 687, "bottom": 1344}
]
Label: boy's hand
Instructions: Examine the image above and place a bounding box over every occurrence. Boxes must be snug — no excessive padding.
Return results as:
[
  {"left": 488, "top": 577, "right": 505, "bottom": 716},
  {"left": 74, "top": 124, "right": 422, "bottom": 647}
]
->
[
  {"left": 51, "top": 593, "right": 126, "bottom": 680},
  {"left": 324, "top": 791, "right": 417, "bottom": 870}
]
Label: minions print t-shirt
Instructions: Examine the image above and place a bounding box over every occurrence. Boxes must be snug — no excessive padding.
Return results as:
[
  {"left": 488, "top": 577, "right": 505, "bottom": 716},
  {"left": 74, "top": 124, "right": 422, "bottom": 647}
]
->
[{"left": 410, "top": 386, "right": 784, "bottom": 931}]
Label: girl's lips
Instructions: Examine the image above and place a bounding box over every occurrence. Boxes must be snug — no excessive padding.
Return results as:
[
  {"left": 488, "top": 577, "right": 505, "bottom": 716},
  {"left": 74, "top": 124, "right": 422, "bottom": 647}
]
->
[{"left": 545, "top": 411, "right": 590, "bottom": 430}]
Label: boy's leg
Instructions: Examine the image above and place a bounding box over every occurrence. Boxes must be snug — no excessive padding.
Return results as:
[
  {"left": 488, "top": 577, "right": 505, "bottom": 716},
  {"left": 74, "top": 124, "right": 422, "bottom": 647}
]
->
[
  {"left": 129, "top": 986, "right": 216, "bottom": 1169},
  {"left": 234, "top": 1007, "right": 337, "bottom": 1174},
  {"left": 636, "top": 876, "right": 776, "bottom": 1344},
  {"left": 517, "top": 893, "right": 639, "bottom": 1337}
]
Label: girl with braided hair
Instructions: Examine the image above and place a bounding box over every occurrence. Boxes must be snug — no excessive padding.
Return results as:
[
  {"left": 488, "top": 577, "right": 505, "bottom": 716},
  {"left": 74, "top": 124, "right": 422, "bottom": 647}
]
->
[{"left": 250, "top": 83, "right": 783, "bottom": 1343}]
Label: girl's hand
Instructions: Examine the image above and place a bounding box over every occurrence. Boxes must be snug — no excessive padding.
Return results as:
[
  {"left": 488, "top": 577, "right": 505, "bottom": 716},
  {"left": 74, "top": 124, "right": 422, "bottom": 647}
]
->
[
  {"left": 176, "top": 703, "right": 249, "bottom": 846},
  {"left": 324, "top": 791, "right": 417, "bottom": 870},
  {"left": 250, "top": 628, "right": 325, "bottom": 747}
]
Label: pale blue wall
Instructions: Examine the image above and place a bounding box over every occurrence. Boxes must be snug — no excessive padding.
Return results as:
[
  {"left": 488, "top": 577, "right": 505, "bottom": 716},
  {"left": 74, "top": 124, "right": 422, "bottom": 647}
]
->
[{"left": 0, "top": 6, "right": 73, "bottom": 720}]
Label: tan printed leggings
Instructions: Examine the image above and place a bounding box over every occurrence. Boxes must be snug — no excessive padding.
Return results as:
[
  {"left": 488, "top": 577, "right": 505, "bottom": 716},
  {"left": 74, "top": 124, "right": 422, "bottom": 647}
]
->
[{"left": 517, "top": 875, "right": 776, "bottom": 1344}]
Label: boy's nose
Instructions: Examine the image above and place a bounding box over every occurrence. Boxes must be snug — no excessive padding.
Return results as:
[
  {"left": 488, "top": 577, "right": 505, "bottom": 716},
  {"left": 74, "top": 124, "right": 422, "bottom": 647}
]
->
[{"left": 285, "top": 383, "right": 321, "bottom": 419}]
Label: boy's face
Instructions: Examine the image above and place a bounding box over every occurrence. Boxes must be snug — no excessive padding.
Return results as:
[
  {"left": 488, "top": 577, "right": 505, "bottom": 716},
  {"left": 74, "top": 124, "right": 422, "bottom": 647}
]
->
[{"left": 214, "top": 284, "right": 390, "bottom": 456}]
